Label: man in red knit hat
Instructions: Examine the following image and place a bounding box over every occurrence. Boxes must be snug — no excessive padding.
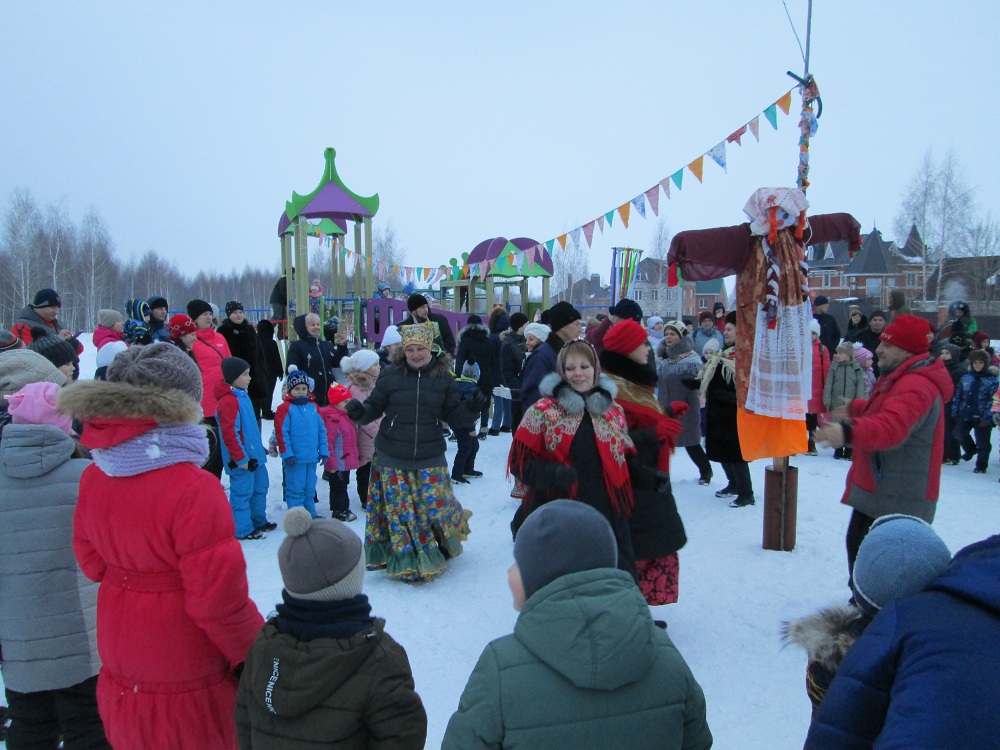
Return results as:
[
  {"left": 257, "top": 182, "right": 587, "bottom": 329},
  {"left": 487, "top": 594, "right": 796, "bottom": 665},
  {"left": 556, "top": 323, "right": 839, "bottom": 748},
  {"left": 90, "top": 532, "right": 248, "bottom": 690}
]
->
[{"left": 816, "top": 314, "right": 955, "bottom": 592}]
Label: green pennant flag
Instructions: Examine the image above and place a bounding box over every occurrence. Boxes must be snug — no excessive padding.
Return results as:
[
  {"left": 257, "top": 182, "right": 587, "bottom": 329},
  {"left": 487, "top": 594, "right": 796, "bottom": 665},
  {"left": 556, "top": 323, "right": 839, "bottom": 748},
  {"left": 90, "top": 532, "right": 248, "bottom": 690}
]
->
[
  {"left": 671, "top": 168, "right": 684, "bottom": 190},
  {"left": 605, "top": 210, "right": 615, "bottom": 228},
  {"left": 545, "top": 239, "right": 555, "bottom": 254},
  {"left": 764, "top": 104, "right": 778, "bottom": 130}
]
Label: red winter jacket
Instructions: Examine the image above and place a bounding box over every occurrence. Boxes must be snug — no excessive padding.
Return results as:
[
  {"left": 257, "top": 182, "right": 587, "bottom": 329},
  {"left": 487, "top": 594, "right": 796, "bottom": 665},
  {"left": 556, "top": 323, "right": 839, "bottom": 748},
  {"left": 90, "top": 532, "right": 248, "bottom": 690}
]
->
[
  {"left": 808, "top": 339, "right": 830, "bottom": 415},
  {"left": 93, "top": 324, "right": 126, "bottom": 350},
  {"left": 192, "top": 328, "right": 232, "bottom": 417},
  {"left": 842, "top": 353, "right": 954, "bottom": 520},
  {"left": 72, "top": 417, "right": 264, "bottom": 750}
]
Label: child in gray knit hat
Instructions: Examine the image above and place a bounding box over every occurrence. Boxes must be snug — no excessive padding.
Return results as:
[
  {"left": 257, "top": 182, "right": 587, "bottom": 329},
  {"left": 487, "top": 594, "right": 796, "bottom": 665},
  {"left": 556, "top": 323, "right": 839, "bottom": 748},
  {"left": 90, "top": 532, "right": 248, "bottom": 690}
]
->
[{"left": 234, "top": 507, "right": 427, "bottom": 747}]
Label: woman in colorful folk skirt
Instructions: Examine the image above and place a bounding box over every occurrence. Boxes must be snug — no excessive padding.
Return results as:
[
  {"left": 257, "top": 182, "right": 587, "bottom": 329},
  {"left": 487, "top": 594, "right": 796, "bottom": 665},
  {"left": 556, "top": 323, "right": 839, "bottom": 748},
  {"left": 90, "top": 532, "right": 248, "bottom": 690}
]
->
[
  {"left": 600, "top": 319, "right": 688, "bottom": 606},
  {"left": 345, "top": 323, "right": 486, "bottom": 581}
]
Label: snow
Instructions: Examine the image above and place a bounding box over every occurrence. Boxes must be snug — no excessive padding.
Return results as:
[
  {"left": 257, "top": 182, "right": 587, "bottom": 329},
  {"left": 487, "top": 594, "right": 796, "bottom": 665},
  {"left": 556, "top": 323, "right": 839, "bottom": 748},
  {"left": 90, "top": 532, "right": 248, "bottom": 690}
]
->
[{"left": 3, "top": 334, "right": 998, "bottom": 748}]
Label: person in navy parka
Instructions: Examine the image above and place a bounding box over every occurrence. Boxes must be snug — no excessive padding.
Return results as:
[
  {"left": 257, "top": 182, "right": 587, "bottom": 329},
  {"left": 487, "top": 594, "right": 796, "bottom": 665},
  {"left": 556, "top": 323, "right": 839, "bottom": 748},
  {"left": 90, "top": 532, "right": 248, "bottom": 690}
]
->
[{"left": 804, "top": 533, "right": 1000, "bottom": 749}]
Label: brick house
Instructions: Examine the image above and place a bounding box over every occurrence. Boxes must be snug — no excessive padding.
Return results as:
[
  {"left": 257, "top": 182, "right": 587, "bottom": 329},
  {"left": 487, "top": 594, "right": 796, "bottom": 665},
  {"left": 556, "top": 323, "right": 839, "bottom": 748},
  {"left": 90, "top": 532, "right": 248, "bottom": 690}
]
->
[{"left": 552, "top": 273, "right": 612, "bottom": 313}]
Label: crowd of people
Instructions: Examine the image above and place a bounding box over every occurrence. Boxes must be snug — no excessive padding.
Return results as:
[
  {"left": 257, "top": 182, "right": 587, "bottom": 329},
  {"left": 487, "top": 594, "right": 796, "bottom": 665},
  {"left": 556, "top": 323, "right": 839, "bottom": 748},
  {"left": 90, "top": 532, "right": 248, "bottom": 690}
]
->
[{"left": 2, "top": 285, "right": 999, "bottom": 748}]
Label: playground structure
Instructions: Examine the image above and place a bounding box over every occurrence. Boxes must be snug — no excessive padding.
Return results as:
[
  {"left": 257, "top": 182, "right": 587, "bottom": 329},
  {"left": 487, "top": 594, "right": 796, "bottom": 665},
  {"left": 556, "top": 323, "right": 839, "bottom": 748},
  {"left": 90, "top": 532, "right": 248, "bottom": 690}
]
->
[{"left": 442, "top": 236, "right": 553, "bottom": 319}]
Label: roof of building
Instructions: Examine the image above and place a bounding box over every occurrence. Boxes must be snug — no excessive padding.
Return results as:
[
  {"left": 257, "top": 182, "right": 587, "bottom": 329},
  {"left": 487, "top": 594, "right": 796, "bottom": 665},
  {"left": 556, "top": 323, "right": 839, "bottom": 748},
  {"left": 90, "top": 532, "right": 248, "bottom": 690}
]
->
[{"left": 844, "top": 229, "right": 902, "bottom": 276}]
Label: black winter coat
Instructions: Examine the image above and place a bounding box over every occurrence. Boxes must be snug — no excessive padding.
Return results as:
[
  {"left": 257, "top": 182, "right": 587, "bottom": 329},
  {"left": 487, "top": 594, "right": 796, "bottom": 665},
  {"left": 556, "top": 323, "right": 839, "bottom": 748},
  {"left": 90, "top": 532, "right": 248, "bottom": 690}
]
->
[
  {"left": 454, "top": 323, "right": 496, "bottom": 393},
  {"left": 398, "top": 311, "right": 456, "bottom": 355},
  {"left": 216, "top": 319, "right": 270, "bottom": 403},
  {"left": 499, "top": 330, "right": 527, "bottom": 395},
  {"left": 286, "top": 315, "right": 349, "bottom": 407},
  {"left": 815, "top": 312, "right": 842, "bottom": 357},
  {"left": 254, "top": 319, "right": 284, "bottom": 383},
  {"left": 704, "top": 359, "right": 743, "bottom": 463},
  {"left": 354, "top": 350, "right": 478, "bottom": 464}
]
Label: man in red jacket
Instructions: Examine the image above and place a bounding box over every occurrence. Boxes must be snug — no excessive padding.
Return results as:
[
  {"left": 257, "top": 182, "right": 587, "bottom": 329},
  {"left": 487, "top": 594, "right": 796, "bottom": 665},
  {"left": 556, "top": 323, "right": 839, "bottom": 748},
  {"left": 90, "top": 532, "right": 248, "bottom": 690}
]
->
[
  {"left": 10, "top": 288, "right": 83, "bottom": 354},
  {"left": 816, "top": 314, "right": 955, "bottom": 590}
]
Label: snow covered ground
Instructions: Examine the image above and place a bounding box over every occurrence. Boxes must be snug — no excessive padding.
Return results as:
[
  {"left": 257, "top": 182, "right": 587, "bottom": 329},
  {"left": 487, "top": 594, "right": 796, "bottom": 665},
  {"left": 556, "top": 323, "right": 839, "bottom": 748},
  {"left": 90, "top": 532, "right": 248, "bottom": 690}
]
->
[{"left": 3, "top": 335, "right": 998, "bottom": 748}]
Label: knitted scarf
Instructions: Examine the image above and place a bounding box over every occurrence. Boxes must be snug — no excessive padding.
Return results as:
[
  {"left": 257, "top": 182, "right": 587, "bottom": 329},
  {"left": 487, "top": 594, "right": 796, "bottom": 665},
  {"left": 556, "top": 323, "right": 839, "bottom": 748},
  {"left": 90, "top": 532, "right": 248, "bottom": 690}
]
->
[
  {"left": 274, "top": 592, "right": 375, "bottom": 642},
  {"left": 509, "top": 374, "right": 633, "bottom": 514},
  {"left": 89, "top": 423, "right": 209, "bottom": 477}
]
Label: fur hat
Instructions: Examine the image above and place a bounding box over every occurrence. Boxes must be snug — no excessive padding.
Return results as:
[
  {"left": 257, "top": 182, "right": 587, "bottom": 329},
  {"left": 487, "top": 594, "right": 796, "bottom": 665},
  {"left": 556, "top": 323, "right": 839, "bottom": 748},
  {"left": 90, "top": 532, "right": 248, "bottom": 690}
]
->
[
  {"left": 107, "top": 343, "right": 203, "bottom": 403},
  {"left": 0, "top": 330, "right": 24, "bottom": 353},
  {"left": 880, "top": 314, "right": 930, "bottom": 354},
  {"left": 98, "top": 309, "right": 123, "bottom": 328},
  {"left": 4, "top": 381, "right": 74, "bottom": 435},
  {"left": 698, "top": 311, "right": 714, "bottom": 324},
  {"left": 96, "top": 340, "right": 128, "bottom": 370},
  {"left": 167, "top": 314, "right": 197, "bottom": 341},
  {"left": 341, "top": 349, "right": 380, "bottom": 374},
  {"left": 810, "top": 319, "right": 822, "bottom": 336},
  {"left": 836, "top": 341, "right": 855, "bottom": 358},
  {"left": 509, "top": 312, "right": 529, "bottom": 331},
  {"left": 327, "top": 383, "right": 352, "bottom": 406},
  {"left": 0, "top": 349, "right": 67, "bottom": 398},
  {"left": 713, "top": 302, "right": 725, "bottom": 313},
  {"left": 725, "top": 311, "right": 737, "bottom": 326},
  {"left": 854, "top": 345, "right": 874, "bottom": 366},
  {"left": 278, "top": 507, "right": 365, "bottom": 601},
  {"left": 514, "top": 500, "right": 618, "bottom": 599},
  {"left": 608, "top": 298, "right": 643, "bottom": 322},
  {"left": 30, "top": 288, "right": 61, "bottom": 308},
  {"left": 147, "top": 296, "right": 168, "bottom": 311},
  {"left": 224, "top": 301, "right": 244, "bottom": 316},
  {"left": 524, "top": 323, "right": 551, "bottom": 342},
  {"left": 407, "top": 293, "right": 429, "bottom": 313},
  {"left": 852, "top": 514, "right": 951, "bottom": 618},
  {"left": 399, "top": 323, "right": 435, "bottom": 351},
  {"left": 221, "top": 357, "right": 250, "bottom": 385},
  {"left": 967, "top": 349, "right": 990, "bottom": 369},
  {"left": 286, "top": 370, "right": 312, "bottom": 392},
  {"left": 461, "top": 359, "right": 480, "bottom": 380},
  {"left": 664, "top": 319, "right": 687, "bottom": 338},
  {"left": 27, "top": 329, "right": 77, "bottom": 370},
  {"left": 548, "top": 301, "right": 582, "bottom": 332},
  {"left": 603, "top": 319, "right": 648, "bottom": 356},
  {"left": 380, "top": 325, "right": 402, "bottom": 348},
  {"left": 186, "top": 299, "right": 212, "bottom": 320}
]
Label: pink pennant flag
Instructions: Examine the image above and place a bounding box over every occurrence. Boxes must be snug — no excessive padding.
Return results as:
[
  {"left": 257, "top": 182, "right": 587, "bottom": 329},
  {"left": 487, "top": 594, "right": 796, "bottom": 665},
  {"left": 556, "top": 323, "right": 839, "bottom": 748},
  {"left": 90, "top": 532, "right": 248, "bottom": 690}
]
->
[
  {"left": 727, "top": 125, "right": 747, "bottom": 146},
  {"left": 748, "top": 117, "right": 760, "bottom": 142},
  {"left": 583, "top": 221, "right": 596, "bottom": 247},
  {"left": 644, "top": 186, "right": 660, "bottom": 217},
  {"left": 526, "top": 245, "right": 537, "bottom": 267},
  {"left": 659, "top": 178, "right": 671, "bottom": 200},
  {"left": 597, "top": 215, "right": 606, "bottom": 233}
]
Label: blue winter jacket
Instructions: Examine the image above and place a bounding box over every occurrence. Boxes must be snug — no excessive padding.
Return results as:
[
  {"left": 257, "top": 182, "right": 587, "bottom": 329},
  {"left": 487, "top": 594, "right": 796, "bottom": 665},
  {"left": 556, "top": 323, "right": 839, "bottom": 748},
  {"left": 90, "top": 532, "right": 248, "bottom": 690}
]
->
[
  {"left": 275, "top": 395, "right": 329, "bottom": 464},
  {"left": 215, "top": 385, "right": 268, "bottom": 472},
  {"left": 519, "top": 337, "right": 560, "bottom": 410},
  {"left": 805, "top": 534, "right": 1000, "bottom": 749},
  {"left": 952, "top": 369, "right": 998, "bottom": 422}
]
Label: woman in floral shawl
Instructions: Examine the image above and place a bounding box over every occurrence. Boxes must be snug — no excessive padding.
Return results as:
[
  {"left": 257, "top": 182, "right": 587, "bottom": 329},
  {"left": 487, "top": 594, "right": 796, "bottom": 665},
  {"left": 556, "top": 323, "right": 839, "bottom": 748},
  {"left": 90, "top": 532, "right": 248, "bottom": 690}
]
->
[
  {"left": 508, "top": 340, "right": 638, "bottom": 581},
  {"left": 600, "top": 319, "right": 688, "bottom": 606}
]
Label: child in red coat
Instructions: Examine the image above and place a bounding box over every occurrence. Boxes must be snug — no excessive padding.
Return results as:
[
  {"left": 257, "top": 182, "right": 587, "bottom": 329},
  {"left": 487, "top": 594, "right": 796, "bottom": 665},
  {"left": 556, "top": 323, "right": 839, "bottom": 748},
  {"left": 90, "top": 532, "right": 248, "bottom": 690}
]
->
[
  {"left": 807, "top": 319, "right": 831, "bottom": 455},
  {"left": 323, "top": 383, "right": 360, "bottom": 522}
]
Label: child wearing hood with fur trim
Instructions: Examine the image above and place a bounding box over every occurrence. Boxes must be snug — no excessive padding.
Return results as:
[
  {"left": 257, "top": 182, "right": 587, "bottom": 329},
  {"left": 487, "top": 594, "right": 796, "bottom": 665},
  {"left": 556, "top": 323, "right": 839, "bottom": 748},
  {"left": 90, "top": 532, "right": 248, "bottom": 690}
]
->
[{"left": 340, "top": 350, "right": 382, "bottom": 509}]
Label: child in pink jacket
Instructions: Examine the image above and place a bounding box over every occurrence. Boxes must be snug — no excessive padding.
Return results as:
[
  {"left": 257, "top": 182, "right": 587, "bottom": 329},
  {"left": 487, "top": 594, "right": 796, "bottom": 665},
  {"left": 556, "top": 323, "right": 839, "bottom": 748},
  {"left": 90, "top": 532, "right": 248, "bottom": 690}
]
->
[
  {"left": 341, "top": 350, "right": 383, "bottom": 510},
  {"left": 323, "top": 383, "right": 360, "bottom": 522}
]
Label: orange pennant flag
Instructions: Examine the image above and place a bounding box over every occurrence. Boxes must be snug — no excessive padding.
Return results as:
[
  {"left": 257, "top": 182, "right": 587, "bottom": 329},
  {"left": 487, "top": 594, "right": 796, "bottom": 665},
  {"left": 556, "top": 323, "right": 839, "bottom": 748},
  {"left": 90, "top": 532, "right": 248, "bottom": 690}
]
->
[
  {"left": 688, "top": 155, "right": 704, "bottom": 183},
  {"left": 557, "top": 234, "right": 568, "bottom": 250},
  {"left": 776, "top": 90, "right": 792, "bottom": 115},
  {"left": 618, "top": 202, "right": 631, "bottom": 229}
]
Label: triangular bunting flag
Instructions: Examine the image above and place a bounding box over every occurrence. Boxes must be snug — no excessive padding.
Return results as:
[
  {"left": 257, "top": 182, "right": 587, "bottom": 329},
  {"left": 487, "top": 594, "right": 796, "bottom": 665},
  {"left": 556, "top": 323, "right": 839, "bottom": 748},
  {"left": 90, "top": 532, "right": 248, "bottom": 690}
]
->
[
  {"left": 545, "top": 239, "right": 555, "bottom": 254},
  {"left": 707, "top": 142, "right": 727, "bottom": 172},
  {"left": 659, "top": 178, "right": 671, "bottom": 200},
  {"left": 688, "top": 156, "right": 704, "bottom": 183},
  {"left": 727, "top": 125, "right": 747, "bottom": 145},
  {"left": 597, "top": 215, "right": 605, "bottom": 233},
  {"left": 557, "top": 234, "right": 568, "bottom": 250},
  {"left": 569, "top": 227, "right": 582, "bottom": 249},
  {"left": 583, "top": 221, "right": 596, "bottom": 247},
  {"left": 776, "top": 90, "right": 792, "bottom": 115},
  {"left": 644, "top": 186, "right": 660, "bottom": 216},
  {"left": 671, "top": 168, "right": 684, "bottom": 190},
  {"left": 667, "top": 262, "right": 682, "bottom": 287},
  {"left": 764, "top": 104, "right": 778, "bottom": 130},
  {"left": 416, "top": 267, "right": 423, "bottom": 279},
  {"left": 605, "top": 210, "right": 615, "bottom": 228},
  {"left": 748, "top": 116, "right": 760, "bottom": 141},
  {"left": 526, "top": 246, "right": 536, "bottom": 268},
  {"left": 618, "top": 202, "right": 631, "bottom": 229},
  {"left": 631, "top": 195, "right": 646, "bottom": 220}
]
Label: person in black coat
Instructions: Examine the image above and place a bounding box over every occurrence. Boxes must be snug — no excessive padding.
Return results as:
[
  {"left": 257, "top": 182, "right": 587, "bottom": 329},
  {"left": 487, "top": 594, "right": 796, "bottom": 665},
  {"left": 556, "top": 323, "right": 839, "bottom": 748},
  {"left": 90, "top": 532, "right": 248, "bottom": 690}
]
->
[
  {"left": 286, "top": 313, "right": 349, "bottom": 408},
  {"left": 455, "top": 315, "right": 496, "bottom": 439},
  {"left": 254, "top": 319, "right": 284, "bottom": 420},
  {"left": 500, "top": 312, "right": 529, "bottom": 430},
  {"left": 848, "top": 309, "right": 886, "bottom": 376},
  {"left": 813, "top": 295, "right": 842, "bottom": 357},
  {"left": 399, "top": 294, "right": 456, "bottom": 355},
  {"left": 216, "top": 301, "right": 272, "bottom": 424}
]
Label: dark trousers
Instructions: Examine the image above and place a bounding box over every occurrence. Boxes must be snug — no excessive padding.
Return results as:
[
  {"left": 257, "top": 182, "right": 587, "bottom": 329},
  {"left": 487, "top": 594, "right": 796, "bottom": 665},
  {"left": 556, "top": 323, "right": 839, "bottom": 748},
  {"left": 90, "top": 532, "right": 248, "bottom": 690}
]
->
[
  {"left": 511, "top": 398, "right": 524, "bottom": 432},
  {"left": 328, "top": 469, "right": 350, "bottom": 514},
  {"left": 942, "top": 405, "right": 960, "bottom": 462},
  {"left": 356, "top": 461, "right": 372, "bottom": 508},
  {"left": 954, "top": 420, "right": 993, "bottom": 469},
  {"left": 721, "top": 461, "right": 753, "bottom": 499},
  {"left": 452, "top": 429, "right": 479, "bottom": 479},
  {"left": 685, "top": 445, "right": 713, "bottom": 480},
  {"left": 846, "top": 509, "right": 877, "bottom": 589},
  {"left": 201, "top": 417, "right": 223, "bottom": 478},
  {"left": 5, "top": 675, "right": 111, "bottom": 750}
]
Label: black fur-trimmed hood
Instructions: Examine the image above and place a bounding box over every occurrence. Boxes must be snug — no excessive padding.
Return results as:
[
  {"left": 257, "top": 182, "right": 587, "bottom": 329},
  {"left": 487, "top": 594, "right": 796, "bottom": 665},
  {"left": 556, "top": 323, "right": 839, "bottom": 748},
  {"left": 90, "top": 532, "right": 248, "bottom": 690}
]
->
[
  {"left": 781, "top": 603, "right": 868, "bottom": 671},
  {"left": 457, "top": 322, "right": 489, "bottom": 343},
  {"left": 538, "top": 371, "right": 617, "bottom": 416},
  {"left": 57, "top": 381, "right": 203, "bottom": 425}
]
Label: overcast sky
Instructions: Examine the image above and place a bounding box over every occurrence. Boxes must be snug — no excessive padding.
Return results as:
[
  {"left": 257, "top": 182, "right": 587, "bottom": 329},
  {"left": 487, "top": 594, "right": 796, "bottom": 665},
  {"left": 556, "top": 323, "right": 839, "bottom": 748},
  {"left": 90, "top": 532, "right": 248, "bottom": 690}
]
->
[{"left": 2, "top": 1, "right": 997, "bottom": 287}]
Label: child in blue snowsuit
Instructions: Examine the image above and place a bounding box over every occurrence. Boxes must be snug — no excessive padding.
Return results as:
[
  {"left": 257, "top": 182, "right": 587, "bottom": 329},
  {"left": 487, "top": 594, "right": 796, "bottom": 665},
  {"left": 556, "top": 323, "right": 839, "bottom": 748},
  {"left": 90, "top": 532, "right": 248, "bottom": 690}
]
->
[
  {"left": 216, "top": 357, "right": 274, "bottom": 540},
  {"left": 952, "top": 349, "right": 998, "bottom": 473},
  {"left": 275, "top": 370, "right": 328, "bottom": 517},
  {"left": 451, "top": 359, "right": 482, "bottom": 484}
]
